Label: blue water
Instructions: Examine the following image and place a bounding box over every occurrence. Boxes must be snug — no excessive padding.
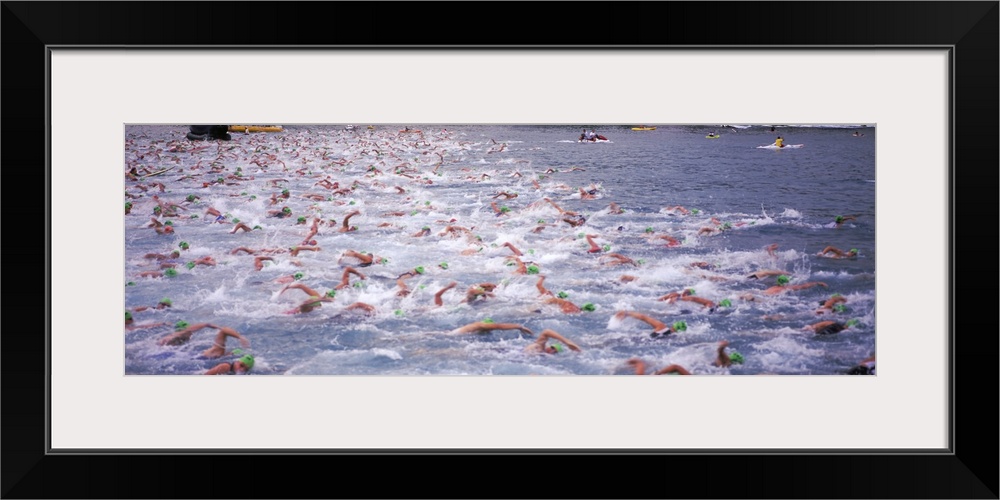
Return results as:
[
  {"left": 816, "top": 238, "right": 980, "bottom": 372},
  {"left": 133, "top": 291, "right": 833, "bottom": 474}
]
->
[{"left": 124, "top": 124, "right": 876, "bottom": 375}]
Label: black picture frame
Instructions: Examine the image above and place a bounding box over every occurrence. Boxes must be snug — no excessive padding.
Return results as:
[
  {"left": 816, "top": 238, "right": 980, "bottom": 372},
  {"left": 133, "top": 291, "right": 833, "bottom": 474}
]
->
[{"left": 3, "top": 2, "right": 996, "bottom": 498}]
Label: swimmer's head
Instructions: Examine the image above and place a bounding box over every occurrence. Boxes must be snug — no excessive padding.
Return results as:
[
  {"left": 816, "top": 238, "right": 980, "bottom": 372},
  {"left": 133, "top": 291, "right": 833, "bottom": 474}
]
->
[
  {"left": 672, "top": 321, "right": 687, "bottom": 332},
  {"left": 777, "top": 275, "right": 790, "bottom": 285},
  {"left": 414, "top": 266, "right": 425, "bottom": 275},
  {"left": 422, "top": 226, "right": 430, "bottom": 231},
  {"left": 845, "top": 319, "right": 860, "bottom": 328},
  {"left": 438, "top": 262, "right": 449, "bottom": 269},
  {"left": 125, "top": 311, "right": 133, "bottom": 322},
  {"left": 152, "top": 206, "right": 161, "bottom": 213},
  {"left": 293, "top": 273, "right": 304, "bottom": 280},
  {"left": 537, "top": 219, "right": 546, "bottom": 224},
  {"left": 236, "top": 355, "right": 255, "bottom": 372},
  {"left": 645, "top": 227, "right": 654, "bottom": 233},
  {"left": 282, "top": 207, "right": 292, "bottom": 214},
  {"left": 164, "top": 268, "right": 178, "bottom": 277},
  {"left": 835, "top": 215, "right": 844, "bottom": 223},
  {"left": 718, "top": 299, "right": 732, "bottom": 307},
  {"left": 684, "top": 288, "right": 695, "bottom": 296},
  {"left": 482, "top": 317, "right": 494, "bottom": 324},
  {"left": 557, "top": 291, "right": 569, "bottom": 299},
  {"left": 325, "top": 290, "right": 336, "bottom": 298},
  {"left": 297, "top": 216, "right": 306, "bottom": 224},
  {"left": 125, "top": 202, "right": 132, "bottom": 210},
  {"left": 174, "top": 320, "right": 189, "bottom": 331},
  {"left": 186, "top": 194, "right": 196, "bottom": 202},
  {"left": 179, "top": 241, "right": 189, "bottom": 250},
  {"left": 582, "top": 303, "right": 596, "bottom": 312},
  {"left": 602, "top": 245, "right": 611, "bottom": 252},
  {"left": 527, "top": 265, "right": 540, "bottom": 275},
  {"left": 159, "top": 298, "right": 172, "bottom": 307},
  {"left": 849, "top": 248, "right": 858, "bottom": 255},
  {"left": 281, "top": 189, "right": 290, "bottom": 196},
  {"left": 548, "top": 343, "right": 564, "bottom": 354},
  {"left": 833, "top": 304, "right": 847, "bottom": 313},
  {"left": 170, "top": 250, "right": 181, "bottom": 258},
  {"left": 185, "top": 261, "right": 196, "bottom": 269},
  {"left": 729, "top": 352, "right": 745, "bottom": 364}
]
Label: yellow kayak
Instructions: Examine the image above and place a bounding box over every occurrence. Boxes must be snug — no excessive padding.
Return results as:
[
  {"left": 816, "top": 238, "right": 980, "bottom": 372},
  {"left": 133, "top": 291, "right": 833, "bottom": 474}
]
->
[
  {"left": 631, "top": 126, "right": 656, "bottom": 131},
  {"left": 229, "top": 125, "right": 283, "bottom": 133}
]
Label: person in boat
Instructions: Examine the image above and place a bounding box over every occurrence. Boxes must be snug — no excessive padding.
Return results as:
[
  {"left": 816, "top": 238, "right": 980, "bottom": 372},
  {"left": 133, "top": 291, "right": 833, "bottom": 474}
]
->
[
  {"left": 579, "top": 129, "right": 588, "bottom": 141},
  {"left": 775, "top": 136, "right": 784, "bottom": 148}
]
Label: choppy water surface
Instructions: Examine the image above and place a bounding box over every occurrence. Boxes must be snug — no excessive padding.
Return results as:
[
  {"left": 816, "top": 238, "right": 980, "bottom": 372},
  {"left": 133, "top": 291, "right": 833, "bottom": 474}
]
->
[{"left": 124, "top": 124, "right": 876, "bottom": 375}]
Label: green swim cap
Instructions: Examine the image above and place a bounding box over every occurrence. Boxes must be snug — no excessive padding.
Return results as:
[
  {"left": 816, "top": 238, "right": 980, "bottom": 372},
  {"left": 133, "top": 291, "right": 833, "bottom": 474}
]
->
[
  {"left": 686, "top": 288, "right": 696, "bottom": 295},
  {"left": 557, "top": 291, "right": 569, "bottom": 299},
  {"left": 850, "top": 248, "right": 858, "bottom": 254},
  {"left": 833, "top": 304, "right": 847, "bottom": 313},
  {"left": 439, "top": 262, "right": 449, "bottom": 269},
  {"left": 551, "top": 343, "right": 564, "bottom": 353},
  {"left": 153, "top": 205, "right": 161, "bottom": 213},
  {"left": 672, "top": 321, "right": 687, "bottom": 332},
  {"left": 125, "top": 311, "right": 132, "bottom": 321},
  {"left": 835, "top": 215, "right": 844, "bottom": 223},
  {"left": 537, "top": 219, "right": 546, "bottom": 224},
  {"left": 125, "top": 202, "right": 132, "bottom": 210},
  {"left": 846, "top": 319, "right": 860, "bottom": 328},
  {"left": 164, "top": 220, "right": 173, "bottom": 226},
  {"left": 602, "top": 245, "right": 611, "bottom": 252},
  {"left": 282, "top": 189, "right": 289, "bottom": 195},
  {"left": 527, "top": 265, "right": 540, "bottom": 275},
  {"left": 415, "top": 266, "right": 425, "bottom": 274},
  {"left": 179, "top": 241, "right": 189, "bottom": 250},
  {"left": 126, "top": 281, "right": 136, "bottom": 286},
  {"left": 185, "top": 261, "right": 196, "bottom": 269},
  {"left": 394, "top": 309, "right": 404, "bottom": 317},
  {"left": 253, "top": 225, "right": 261, "bottom": 230},
  {"left": 578, "top": 233, "right": 585, "bottom": 239},
  {"left": 282, "top": 207, "right": 291, "bottom": 213},
  {"left": 528, "top": 249, "right": 535, "bottom": 255},
  {"left": 832, "top": 293, "right": 842, "bottom": 298},
  {"left": 582, "top": 303, "right": 596, "bottom": 312},
  {"left": 297, "top": 216, "right": 306, "bottom": 223},
  {"left": 482, "top": 317, "right": 494, "bottom": 324},
  {"left": 293, "top": 272, "right": 304, "bottom": 280},
  {"left": 353, "top": 281, "right": 363, "bottom": 288},
  {"left": 191, "top": 214, "right": 199, "bottom": 219},
  {"left": 174, "top": 320, "right": 189, "bottom": 330},
  {"left": 349, "top": 200, "right": 356, "bottom": 205},
  {"left": 691, "top": 208, "right": 700, "bottom": 214},
  {"left": 410, "top": 210, "right": 418, "bottom": 216},
  {"left": 232, "top": 218, "right": 240, "bottom": 224},
  {"left": 500, "top": 206, "right": 511, "bottom": 213},
  {"left": 777, "top": 275, "right": 790, "bottom": 285},
  {"left": 325, "top": 290, "right": 336, "bottom": 298},
  {"left": 719, "top": 299, "right": 732, "bottom": 307},
  {"left": 159, "top": 298, "right": 172, "bottom": 306},
  {"left": 238, "top": 355, "right": 255, "bottom": 370},
  {"left": 645, "top": 227, "right": 654, "bottom": 233},
  {"left": 164, "top": 268, "right": 178, "bottom": 277},
  {"left": 425, "top": 201, "right": 431, "bottom": 206},
  {"left": 217, "top": 177, "right": 225, "bottom": 183},
  {"left": 422, "top": 226, "right": 430, "bottom": 231},
  {"left": 722, "top": 222, "right": 732, "bottom": 230},
  {"left": 637, "top": 259, "right": 645, "bottom": 265},
  {"left": 729, "top": 352, "right": 745, "bottom": 364},
  {"left": 186, "top": 195, "right": 196, "bottom": 202}
]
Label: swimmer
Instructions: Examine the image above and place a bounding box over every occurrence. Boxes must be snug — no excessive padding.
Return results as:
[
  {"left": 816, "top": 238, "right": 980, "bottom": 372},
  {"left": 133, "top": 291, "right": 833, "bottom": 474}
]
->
[
  {"left": 833, "top": 215, "right": 857, "bottom": 227},
  {"left": 344, "top": 302, "right": 376, "bottom": 315},
  {"left": 289, "top": 245, "right": 321, "bottom": 257},
  {"left": 339, "top": 210, "right": 361, "bottom": 232},
  {"left": 765, "top": 243, "right": 779, "bottom": 257},
  {"left": 747, "top": 269, "right": 789, "bottom": 280},
  {"left": 434, "top": 281, "right": 458, "bottom": 306},
  {"left": 144, "top": 250, "right": 181, "bottom": 261},
  {"left": 805, "top": 319, "right": 859, "bottom": 335},
  {"left": 339, "top": 250, "right": 379, "bottom": 267},
  {"left": 847, "top": 355, "right": 876, "bottom": 375},
  {"left": 625, "top": 359, "right": 691, "bottom": 375},
  {"left": 679, "top": 295, "right": 717, "bottom": 311},
  {"left": 451, "top": 320, "right": 533, "bottom": 336},
  {"left": 230, "top": 222, "right": 254, "bottom": 234},
  {"left": 578, "top": 187, "right": 597, "bottom": 200},
  {"left": 600, "top": 253, "right": 637, "bottom": 267},
  {"left": 535, "top": 275, "right": 554, "bottom": 297},
  {"left": 157, "top": 323, "right": 250, "bottom": 358},
  {"left": 584, "top": 234, "right": 602, "bottom": 254},
  {"left": 465, "top": 283, "right": 497, "bottom": 303},
  {"left": 524, "top": 329, "right": 581, "bottom": 354},
  {"left": 712, "top": 340, "right": 744, "bottom": 368},
  {"left": 267, "top": 206, "right": 293, "bottom": 218},
  {"left": 816, "top": 294, "right": 848, "bottom": 315},
  {"left": 253, "top": 256, "right": 275, "bottom": 271},
  {"left": 542, "top": 297, "right": 582, "bottom": 314},
  {"left": 334, "top": 266, "right": 367, "bottom": 290},
  {"left": 607, "top": 202, "right": 624, "bottom": 214},
  {"left": 130, "top": 297, "right": 174, "bottom": 312},
  {"left": 412, "top": 226, "right": 431, "bottom": 237},
  {"left": 763, "top": 278, "right": 828, "bottom": 295},
  {"left": 204, "top": 354, "right": 255, "bottom": 375},
  {"left": 501, "top": 242, "right": 523, "bottom": 257},
  {"left": 657, "top": 288, "right": 694, "bottom": 303},
  {"left": 613, "top": 310, "right": 687, "bottom": 338},
  {"left": 818, "top": 246, "right": 858, "bottom": 258}
]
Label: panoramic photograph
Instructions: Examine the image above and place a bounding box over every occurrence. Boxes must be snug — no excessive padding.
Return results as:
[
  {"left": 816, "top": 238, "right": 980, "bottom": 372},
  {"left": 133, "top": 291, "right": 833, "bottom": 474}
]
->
[{"left": 124, "top": 124, "right": 876, "bottom": 376}]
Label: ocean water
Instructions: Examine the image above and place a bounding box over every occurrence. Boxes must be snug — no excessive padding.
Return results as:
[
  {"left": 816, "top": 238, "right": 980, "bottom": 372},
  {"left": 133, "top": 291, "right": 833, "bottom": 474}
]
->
[{"left": 124, "top": 124, "right": 876, "bottom": 375}]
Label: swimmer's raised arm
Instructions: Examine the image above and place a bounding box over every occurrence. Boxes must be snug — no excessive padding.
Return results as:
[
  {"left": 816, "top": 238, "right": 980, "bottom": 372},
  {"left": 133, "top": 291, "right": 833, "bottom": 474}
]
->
[
  {"left": 713, "top": 340, "right": 732, "bottom": 367},
  {"left": 536, "top": 329, "right": 581, "bottom": 352},
  {"left": 654, "top": 364, "right": 692, "bottom": 375},
  {"left": 434, "top": 281, "right": 458, "bottom": 306},
  {"left": 280, "top": 283, "right": 323, "bottom": 298}
]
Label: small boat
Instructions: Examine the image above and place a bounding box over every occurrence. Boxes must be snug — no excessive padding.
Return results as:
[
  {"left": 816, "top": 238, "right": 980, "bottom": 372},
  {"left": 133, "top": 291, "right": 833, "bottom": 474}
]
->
[
  {"left": 578, "top": 134, "right": 609, "bottom": 143},
  {"left": 229, "top": 125, "right": 283, "bottom": 133},
  {"left": 631, "top": 126, "right": 656, "bottom": 131},
  {"left": 757, "top": 143, "right": 804, "bottom": 149}
]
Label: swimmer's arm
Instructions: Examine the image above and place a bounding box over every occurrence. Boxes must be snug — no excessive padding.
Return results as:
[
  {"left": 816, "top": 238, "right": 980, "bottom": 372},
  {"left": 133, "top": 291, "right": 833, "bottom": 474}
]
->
[
  {"left": 434, "top": 282, "right": 458, "bottom": 306},
  {"left": 214, "top": 327, "right": 251, "bottom": 348},
  {"left": 538, "top": 329, "right": 581, "bottom": 351},
  {"left": 625, "top": 358, "right": 646, "bottom": 375},
  {"left": 204, "top": 363, "right": 232, "bottom": 375},
  {"left": 491, "top": 323, "right": 533, "bottom": 336},
  {"left": 713, "top": 341, "right": 732, "bottom": 367},
  {"left": 654, "top": 364, "right": 691, "bottom": 375}
]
